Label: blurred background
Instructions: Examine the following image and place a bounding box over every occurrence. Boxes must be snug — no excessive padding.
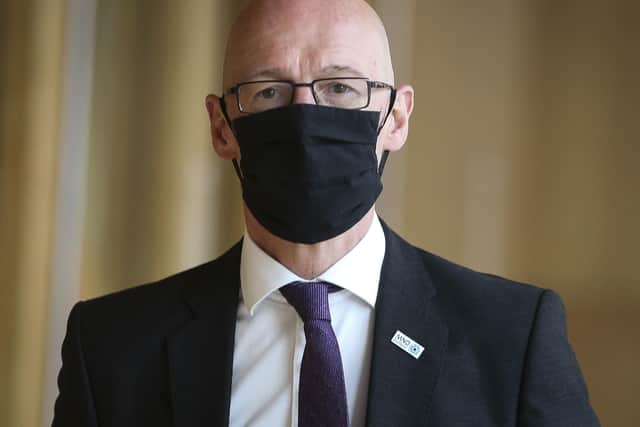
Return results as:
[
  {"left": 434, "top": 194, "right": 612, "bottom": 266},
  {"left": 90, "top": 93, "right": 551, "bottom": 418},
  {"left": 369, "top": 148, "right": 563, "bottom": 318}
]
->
[{"left": 1, "top": 0, "right": 638, "bottom": 426}]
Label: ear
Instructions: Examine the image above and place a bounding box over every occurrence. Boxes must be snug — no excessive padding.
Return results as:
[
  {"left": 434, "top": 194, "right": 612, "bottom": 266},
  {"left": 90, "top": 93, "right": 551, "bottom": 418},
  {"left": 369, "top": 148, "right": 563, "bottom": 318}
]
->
[
  {"left": 205, "top": 94, "right": 240, "bottom": 160},
  {"left": 380, "top": 84, "right": 414, "bottom": 153}
]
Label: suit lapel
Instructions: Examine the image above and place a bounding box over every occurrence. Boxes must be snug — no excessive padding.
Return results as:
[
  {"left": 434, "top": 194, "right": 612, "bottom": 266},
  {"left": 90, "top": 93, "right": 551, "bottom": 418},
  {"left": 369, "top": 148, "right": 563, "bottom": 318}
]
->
[
  {"left": 167, "top": 242, "right": 242, "bottom": 427},
  {"left": 366, "top": 223, "right": 448, "bottom": 427}
]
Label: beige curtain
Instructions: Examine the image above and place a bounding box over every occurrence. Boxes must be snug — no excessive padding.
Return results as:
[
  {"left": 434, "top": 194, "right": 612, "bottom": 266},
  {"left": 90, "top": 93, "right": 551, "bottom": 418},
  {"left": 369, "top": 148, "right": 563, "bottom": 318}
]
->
[
  {"left": 1, "top": 1, "right": 67, "bottom": 426},
  {"left": 0, "top": 1, "right": 637, "bottom": 426}
]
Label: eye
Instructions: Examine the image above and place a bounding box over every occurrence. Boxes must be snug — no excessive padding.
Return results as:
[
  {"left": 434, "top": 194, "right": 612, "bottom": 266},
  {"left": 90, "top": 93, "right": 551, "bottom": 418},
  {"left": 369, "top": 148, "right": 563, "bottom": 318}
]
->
[
  {"left": 329, "top": 83, "right": 352, "bottom": 94},
  {"left": 256, "top": 87, "right": 278, "bottom": 99}
]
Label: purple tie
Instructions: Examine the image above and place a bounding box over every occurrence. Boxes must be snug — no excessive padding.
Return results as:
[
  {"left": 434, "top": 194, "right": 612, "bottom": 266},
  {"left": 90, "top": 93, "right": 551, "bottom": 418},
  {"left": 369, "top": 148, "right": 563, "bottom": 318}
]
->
[{"left": 280, "top": 281, "right": 349, "bottom": 427}]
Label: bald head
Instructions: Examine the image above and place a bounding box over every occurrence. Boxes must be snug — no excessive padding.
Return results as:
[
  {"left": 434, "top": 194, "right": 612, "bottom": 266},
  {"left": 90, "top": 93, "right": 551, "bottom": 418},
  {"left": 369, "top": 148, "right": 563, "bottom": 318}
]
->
[{"left": 223, "top": 0, "right": 394, "bottom": 90}]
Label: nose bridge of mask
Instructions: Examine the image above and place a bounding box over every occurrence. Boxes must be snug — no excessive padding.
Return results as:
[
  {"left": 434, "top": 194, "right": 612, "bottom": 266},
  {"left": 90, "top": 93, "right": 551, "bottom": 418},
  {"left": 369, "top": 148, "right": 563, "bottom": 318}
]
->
[
  {"left": 236, "top": 104, "right": 379, "bottom": 181},
  {"left": 226, "top": 103, "right": 389, "bottom": 181},
  {"left": 234, "top": 104, "right": 379, "bottom": 142}
]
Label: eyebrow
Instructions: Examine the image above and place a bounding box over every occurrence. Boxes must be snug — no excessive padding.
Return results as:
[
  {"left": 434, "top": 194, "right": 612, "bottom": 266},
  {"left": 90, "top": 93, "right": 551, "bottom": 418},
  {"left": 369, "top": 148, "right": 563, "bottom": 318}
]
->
[{"left": 243, "top": 64, "right": 366, "bottom": 81}]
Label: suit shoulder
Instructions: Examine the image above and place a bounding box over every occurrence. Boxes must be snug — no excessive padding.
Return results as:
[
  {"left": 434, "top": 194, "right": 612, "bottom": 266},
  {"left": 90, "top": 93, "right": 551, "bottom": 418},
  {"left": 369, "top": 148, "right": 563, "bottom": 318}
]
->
[
  {"left": 417, "top": 247, "right": 545, "bottom": 305},
  {"left": 75, "top": 240, "right": 242, "bottom": 331},
  {"left": 382, "top": 222, "right": 543, "bottom": 304},
  {"left": 79, "top": 261, "right": 205, "bottom": 312},
  {"left": 401, "top": 242, "right": 549, "bottom": 339},
  {"left": 405, "top": 247, "right": 555, "bottom": 362}
]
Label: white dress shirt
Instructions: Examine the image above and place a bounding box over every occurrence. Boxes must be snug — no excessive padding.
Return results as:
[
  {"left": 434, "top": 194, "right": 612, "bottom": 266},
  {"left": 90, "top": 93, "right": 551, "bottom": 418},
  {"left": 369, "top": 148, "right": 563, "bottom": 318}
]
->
[{"left": 229, "top": 214, "right": 386, "bottom": 427}]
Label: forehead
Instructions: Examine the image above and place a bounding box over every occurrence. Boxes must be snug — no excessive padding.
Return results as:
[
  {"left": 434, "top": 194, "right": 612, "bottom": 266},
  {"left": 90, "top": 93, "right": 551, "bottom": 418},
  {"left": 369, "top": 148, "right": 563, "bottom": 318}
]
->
[{"left": 224, "top": 5, "right": 385, "bottom": 85}]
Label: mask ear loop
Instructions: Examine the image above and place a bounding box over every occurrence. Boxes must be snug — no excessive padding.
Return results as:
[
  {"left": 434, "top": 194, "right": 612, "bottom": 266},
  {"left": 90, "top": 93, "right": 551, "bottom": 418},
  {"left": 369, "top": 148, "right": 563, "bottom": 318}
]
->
[
  {"left": 377, "top": 88, "right": 397, "bottom": 176},
  {"left": 219, "top": 97, "right": 244, "bottom": 181}
]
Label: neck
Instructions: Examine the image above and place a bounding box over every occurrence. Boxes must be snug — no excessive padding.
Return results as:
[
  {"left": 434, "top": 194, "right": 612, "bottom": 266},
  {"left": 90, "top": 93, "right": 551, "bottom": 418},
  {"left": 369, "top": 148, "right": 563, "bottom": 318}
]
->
[{"left": 243, "top": 205, "right": 375, "bottom": 279}]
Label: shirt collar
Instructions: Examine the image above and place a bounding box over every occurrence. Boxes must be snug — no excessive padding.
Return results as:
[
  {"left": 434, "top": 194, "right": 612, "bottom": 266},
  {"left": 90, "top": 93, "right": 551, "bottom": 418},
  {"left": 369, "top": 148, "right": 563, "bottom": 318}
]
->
[{"left": 240, "top": 214, "right": 386, "bottom": 315}]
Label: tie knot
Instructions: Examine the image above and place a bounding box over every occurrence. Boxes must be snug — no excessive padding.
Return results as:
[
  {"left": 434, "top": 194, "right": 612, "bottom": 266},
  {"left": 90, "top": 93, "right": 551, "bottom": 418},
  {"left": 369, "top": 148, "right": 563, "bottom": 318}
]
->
[{"left": 280, "top": 281, "right": 331, "bottom": 322}]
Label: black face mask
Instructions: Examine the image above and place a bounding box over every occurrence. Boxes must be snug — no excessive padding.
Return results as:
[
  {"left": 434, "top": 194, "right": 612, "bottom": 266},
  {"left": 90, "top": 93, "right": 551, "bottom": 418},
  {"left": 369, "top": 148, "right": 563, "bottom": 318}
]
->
[{"left": 229, "top": 103, "right": 390, "bottom": 244}]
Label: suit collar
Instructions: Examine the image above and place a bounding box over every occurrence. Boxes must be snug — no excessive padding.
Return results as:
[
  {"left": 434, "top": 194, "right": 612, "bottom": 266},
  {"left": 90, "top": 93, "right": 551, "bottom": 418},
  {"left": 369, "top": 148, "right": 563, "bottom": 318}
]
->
[
  {"left": 366, "top": 221, "right": 448, "bottom": 427},
  {"left": 167, "top": 241, "right": 242, "bottom": 427}
]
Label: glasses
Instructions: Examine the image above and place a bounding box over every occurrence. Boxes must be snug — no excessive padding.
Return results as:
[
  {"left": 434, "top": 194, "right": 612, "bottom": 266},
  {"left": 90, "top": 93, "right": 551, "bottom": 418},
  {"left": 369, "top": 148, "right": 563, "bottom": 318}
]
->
[{"left": 223, "top": 77, "right": 394, "bottom": 113}]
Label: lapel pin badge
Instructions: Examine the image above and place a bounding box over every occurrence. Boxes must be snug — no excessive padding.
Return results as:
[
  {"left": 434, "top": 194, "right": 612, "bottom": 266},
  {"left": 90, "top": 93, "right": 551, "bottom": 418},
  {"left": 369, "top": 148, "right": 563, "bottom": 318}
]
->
[{"left": 391, "top": 330, "right": 425, "bottom": 359}]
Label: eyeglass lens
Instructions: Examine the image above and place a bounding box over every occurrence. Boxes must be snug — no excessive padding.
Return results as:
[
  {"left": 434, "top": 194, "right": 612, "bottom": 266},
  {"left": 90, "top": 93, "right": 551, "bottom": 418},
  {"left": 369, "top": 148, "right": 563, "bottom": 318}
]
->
[{"left": 238, "top": 79, "right": 370, "bottom": 113}]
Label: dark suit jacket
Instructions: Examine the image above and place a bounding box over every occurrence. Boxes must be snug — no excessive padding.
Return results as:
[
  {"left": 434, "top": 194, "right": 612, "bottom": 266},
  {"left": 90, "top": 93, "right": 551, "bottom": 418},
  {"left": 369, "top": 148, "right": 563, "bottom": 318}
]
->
[{"left": 52, "top": 223, "right": 599, "bottom": 426}]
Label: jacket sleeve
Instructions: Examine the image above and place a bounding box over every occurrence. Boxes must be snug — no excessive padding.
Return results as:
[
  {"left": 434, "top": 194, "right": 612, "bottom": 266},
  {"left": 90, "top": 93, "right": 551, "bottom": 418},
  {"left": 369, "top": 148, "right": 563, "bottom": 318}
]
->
[
  {"left": 517, "top": 290, "right": 600, "bottom": 427},
  {"left": 52, "top": 302, "right": 99, "bottom": 427}
]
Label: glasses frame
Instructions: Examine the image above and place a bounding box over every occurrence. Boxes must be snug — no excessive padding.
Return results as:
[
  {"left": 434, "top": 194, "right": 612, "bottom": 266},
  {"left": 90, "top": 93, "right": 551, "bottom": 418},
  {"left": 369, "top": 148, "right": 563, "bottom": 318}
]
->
[{"left": 223, "top": 77, "right": 395, "bottom": 113}]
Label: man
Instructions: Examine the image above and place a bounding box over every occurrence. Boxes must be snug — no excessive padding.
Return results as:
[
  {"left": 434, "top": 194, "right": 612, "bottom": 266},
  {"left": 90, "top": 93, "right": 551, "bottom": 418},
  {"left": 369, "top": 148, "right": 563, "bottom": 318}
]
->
[{"left": 53, "top": 0, "right": 599, "bottom": 426}]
